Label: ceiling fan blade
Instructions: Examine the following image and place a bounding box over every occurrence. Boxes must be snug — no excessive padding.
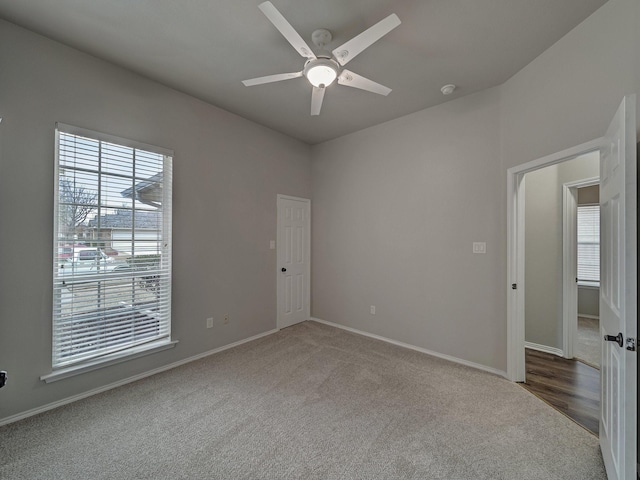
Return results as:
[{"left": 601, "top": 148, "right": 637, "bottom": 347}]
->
[
  {"left": 258, "top": 1, "right": 317, "bottom": 60},
  {"left": 338, "top": 70, "right": 392, "bottom": 96},
  {"left": 242, "top": 71, "right": 303, "bottom": 87},
  {"left": 332, "top": 14, "right": 401, "bottom": 66},
  {"left": 311, "top": 86, "right": 325, "bottom": 116}
]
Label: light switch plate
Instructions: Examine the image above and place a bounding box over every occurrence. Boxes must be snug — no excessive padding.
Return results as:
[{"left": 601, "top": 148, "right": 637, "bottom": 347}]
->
[
  {"left": 269, "top": 240, "right": 276, "bottom": 250},
  {"left": 473, "top": 242, "right": 486, "bottom": 254}
]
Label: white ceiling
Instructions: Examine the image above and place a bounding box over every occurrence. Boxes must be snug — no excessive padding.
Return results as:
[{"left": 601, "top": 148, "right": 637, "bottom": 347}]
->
[{"left": 0, "top": 0, "right": 607, "bottom": 144}]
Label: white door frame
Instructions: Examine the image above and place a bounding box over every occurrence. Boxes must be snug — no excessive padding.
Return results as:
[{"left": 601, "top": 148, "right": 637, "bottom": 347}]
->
[
  {"left": 506, "top": 139, "right": 603, "bottom": 382},
  {"left": 561, "top": 176, "right": 599, "bottom": 360},
  {"left": 276, "top": 194, "right": 311, "bottom": 329}
]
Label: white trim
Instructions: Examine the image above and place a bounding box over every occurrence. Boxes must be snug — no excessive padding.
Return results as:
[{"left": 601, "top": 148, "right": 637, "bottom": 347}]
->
[
  {"left": 1, "top": 329, "right": 278, "bottom": 427},
  {"left": 525, "top": 341, "right": 564, "bottom": 357},
  {"left": 41, "top": 340, "right": 178, "bottom": 383},
  {"left": 562, "top": 182, "right": 578, "bottom": 359},
  {"left": 507, "top": 139, "right": 603, "bottom": 176},
  {"left": 506, "top": 138, "right": 603, "bottom": 383},
  {"left": 506, "top": 171, "right": 526, "bottom": 381},
  {"left": 578, "top": 314, "right": 600, "bottom": 320},
  {"left": 310, "top": 317, "right": 507, "bottom": 378},
  {"left": 276, "top": 194, "right": 310, "bottom": 203}
]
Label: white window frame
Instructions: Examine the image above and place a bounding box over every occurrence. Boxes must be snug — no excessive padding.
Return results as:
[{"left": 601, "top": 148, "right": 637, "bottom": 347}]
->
[
  {"left": 43, "top": 123, "right": 175, "bottom": 382},
  {"left": 577, "top": 203, "right": 600, "bottom": 288}
]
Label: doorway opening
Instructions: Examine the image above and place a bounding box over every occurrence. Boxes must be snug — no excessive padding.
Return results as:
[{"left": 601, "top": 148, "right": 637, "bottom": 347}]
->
[
  {"left": 506, "top": 138, "right": 603, "bottom": 383},
  {"left": 515, "top": 150, "right": 601, "bottom": 434}
]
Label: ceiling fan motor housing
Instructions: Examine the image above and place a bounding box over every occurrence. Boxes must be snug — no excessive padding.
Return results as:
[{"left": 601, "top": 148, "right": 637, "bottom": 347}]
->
[{"left": 311, "top": 29, "right": 332, "bottom": 49}]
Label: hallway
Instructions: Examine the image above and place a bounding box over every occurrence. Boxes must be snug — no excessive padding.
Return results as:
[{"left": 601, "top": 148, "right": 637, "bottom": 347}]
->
[{"left": 521, "top": 348, "right": 599, "bottom": 435}]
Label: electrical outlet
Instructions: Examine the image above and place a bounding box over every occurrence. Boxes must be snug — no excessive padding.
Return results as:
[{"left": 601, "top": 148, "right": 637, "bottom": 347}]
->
[
  {"left": 206, "top": 317, "right": 214, "bottom": 329},
  {"left": 224, "top": 314, "right": 229, "bottom": 325},
  {"left": 473, "top": 242, "right": 486, "bottom": 254},
  {"left": 370, "top": 306, "right": 376, "bottom": 315}
]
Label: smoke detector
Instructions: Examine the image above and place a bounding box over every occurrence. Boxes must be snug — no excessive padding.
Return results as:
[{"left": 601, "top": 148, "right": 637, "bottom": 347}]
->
[{"left": 441, "top": 84, "right": 456, "bottom": 95}]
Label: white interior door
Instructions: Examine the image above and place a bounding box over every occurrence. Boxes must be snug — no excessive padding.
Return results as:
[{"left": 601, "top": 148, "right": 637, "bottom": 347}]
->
[
  {"left": 277, "top": 195, "right": 310, "bottom": 329},
  {"left": 599, "top": 95, "right": 636, "bottom": 480}
]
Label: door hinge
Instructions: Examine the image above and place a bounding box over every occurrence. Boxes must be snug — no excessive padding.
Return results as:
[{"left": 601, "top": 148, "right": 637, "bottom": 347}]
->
[
  {"left": 511, "top": 283, "right": 517, "bottom": 290},
  {"left": 626, "top": 337, "right": 636, "bottom": 352}
]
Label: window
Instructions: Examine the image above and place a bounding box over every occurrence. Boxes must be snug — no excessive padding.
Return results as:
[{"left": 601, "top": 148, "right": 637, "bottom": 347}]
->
[
  {"left": 52, "top": 123, "right": 173, "bottom": 373},
  {"left": 577, "top": 204, "right": 599, "bottom": 287}
]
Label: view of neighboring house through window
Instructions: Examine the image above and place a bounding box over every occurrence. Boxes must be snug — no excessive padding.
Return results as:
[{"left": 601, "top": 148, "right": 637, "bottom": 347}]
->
[
  {"left": 53, "top": 123, "right": 173, "bottom": 370},
  {"left": 577, "top": 204, "right": 599, "bottom": 287}
]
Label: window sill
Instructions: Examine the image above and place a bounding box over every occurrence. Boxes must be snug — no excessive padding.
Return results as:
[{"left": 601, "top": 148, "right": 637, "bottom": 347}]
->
[{"left": 41, "top": 339, "right": 178, "bottom": 383}]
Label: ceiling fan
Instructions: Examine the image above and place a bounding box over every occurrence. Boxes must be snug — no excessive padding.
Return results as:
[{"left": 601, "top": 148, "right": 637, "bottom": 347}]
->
[{"left": 242, "top": 1, "right": 401, "bottom": 116}]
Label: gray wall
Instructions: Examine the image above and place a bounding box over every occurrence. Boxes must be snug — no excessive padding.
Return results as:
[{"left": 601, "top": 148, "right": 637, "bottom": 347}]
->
[
  {"left": 311, "top": 0, "right": 638, "bottom": 372},
  {"left": 578, "top": 288, "right": 599, "bottom": 318},
  {"left": 522, "top": 165, "right": 560, "bottom": 348},
  {"left": 523, "top": 153, "right": 599, "bottom": 349},
  {"left": 0, "top": 20, "right": 311, "bottom": 421},
  {"left": 499, "top": 0, "right": 640, "bottom": 169},
  {"left": 311, "top": 88, "right": 505, "bottom": 370},
  {"left": 578, "top": 185, "right": 599, "bottom": 205}
]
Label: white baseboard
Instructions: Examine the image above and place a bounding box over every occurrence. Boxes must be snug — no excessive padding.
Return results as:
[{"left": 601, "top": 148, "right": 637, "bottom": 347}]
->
[
  {"left": 577, "top": 314, "right": 599, "bottom": 320},
  {"left": 524, "top": 341, "right": 564, "bottom": 357},
  {"left": 0, "top": 328, "right": 279, "bottom": 427},
  {"left": 310, "top": 317, "right": 507, "bottom": 378}
]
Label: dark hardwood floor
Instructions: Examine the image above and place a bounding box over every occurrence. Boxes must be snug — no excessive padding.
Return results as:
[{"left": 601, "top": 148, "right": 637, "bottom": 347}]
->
[{"left": 521, "top": 348, "right": 600, "bottom": 435}]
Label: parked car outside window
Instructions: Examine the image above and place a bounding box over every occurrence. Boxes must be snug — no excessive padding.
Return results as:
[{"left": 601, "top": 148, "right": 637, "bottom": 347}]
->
[{"left": 59, "top": 248, "right": 130, "bottom": 283}]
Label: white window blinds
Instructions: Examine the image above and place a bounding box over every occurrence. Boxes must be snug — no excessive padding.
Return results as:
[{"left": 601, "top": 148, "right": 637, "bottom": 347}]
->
[
  {"left": 53, "top": 123, "right": 172, "bottom": 369},
  {"left": 577, "top": 204, "right": 599, "bottom": 286}
]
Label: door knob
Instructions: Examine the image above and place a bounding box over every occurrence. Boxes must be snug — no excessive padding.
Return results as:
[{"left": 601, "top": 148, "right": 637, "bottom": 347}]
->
[
  {"left": 281, "top": 267, "right": 287, "bottom": 272},
  {"left": 604, "top": 332, "right": 624, "bottom": 348}
]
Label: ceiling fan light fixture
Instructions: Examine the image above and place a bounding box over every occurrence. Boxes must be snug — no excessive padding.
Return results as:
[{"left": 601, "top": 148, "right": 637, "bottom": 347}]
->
[{"left": 304, "top": 59, "right": 339, "bottom": 88}]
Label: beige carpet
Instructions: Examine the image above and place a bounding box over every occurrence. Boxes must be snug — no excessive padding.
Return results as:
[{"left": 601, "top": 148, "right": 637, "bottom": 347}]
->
[
  {"left": 576, "top": 317, "right": 600, "bottom": 369},
  {"left": 0, "top": 321, "right": 605, "bottom": 479}
]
